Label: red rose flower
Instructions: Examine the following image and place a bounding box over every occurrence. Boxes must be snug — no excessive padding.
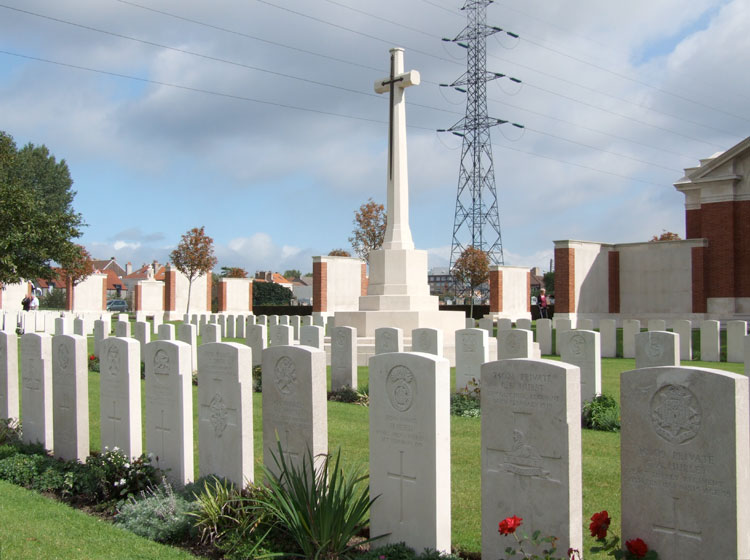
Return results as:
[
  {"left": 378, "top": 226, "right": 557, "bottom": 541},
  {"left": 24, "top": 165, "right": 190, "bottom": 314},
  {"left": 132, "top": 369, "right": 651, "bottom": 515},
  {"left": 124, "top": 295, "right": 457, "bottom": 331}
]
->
[
  {"left": 498, "top": 515, "right": 523, "bottom": 535},
  {"left": 89, "top": 355, "right": 95, "bottom": 361},
  {"left": 625, "top": 538, "right": 648, "bottom": 558},
  {"left": 589, "top": 510, "right": 611, "bottom": 539}
]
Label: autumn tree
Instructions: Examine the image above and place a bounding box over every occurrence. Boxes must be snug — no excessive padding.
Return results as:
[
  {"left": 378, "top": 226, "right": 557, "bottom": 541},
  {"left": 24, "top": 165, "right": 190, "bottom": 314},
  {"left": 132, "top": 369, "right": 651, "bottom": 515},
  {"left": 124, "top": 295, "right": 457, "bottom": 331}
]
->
[
  {"left": 650, "top": 230, "right": 681, "bottom": 241},
  {"left": 59, "top": 244, "right": 94, "bottom": 309},
  {"left": 348, "top": 198, "right": 386, "bottom": 262},
  {"left": 170, "top": 226, "right": 218, "bottom": 314},
  {"left": 0, "top": 131, "right": 84, "bottom": 284},
  {"left": 220, "top": 266, "right": 248, "bottom": 278},
  {"left": 328, "top": 248, "right": 351, "bottom": 257},
  {"left": 452, "top": 246, "right": 490, "bottom": 318}
]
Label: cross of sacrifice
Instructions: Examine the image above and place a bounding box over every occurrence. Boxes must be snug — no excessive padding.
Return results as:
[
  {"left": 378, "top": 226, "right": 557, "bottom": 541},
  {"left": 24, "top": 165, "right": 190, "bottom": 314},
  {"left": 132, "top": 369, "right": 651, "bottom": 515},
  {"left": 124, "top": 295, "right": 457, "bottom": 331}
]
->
[
  {"left": 652, "top": 496, "right": 702, "bottom": 553},
  {"left": 374, "top": 47, "right": 420, "bottom": 252},
  {"left": 387, "top": 450, "right": 417, "bottom": 523}
]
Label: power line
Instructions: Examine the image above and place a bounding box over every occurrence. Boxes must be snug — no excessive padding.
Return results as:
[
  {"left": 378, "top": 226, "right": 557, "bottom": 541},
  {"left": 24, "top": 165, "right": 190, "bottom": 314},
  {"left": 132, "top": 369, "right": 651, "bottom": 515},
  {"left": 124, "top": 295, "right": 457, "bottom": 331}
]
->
[{"left": 320, "top": 0, "right": 439, "bottom": 39}]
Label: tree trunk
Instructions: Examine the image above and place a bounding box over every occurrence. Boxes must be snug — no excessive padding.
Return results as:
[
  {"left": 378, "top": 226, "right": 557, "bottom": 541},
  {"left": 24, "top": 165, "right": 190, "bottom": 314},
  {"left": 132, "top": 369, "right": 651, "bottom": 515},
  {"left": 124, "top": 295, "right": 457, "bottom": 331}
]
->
[{"left": 186, "top": 277, "right": 193, "bottom": 315}]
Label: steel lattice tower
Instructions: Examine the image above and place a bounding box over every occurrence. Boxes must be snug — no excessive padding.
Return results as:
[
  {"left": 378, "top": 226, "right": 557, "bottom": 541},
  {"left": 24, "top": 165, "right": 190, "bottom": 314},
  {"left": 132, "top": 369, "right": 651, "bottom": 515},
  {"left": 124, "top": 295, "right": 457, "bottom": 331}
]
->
[{"left": 440, "top": 0, "right": 514, "bottom": 279}]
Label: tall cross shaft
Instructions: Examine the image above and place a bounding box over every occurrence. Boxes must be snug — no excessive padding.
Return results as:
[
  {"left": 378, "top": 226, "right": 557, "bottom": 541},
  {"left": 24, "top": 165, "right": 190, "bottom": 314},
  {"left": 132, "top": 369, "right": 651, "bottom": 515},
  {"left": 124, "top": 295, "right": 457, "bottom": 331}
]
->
[{"left": 375, "top": 48, "right": 420, "bottom": 251}]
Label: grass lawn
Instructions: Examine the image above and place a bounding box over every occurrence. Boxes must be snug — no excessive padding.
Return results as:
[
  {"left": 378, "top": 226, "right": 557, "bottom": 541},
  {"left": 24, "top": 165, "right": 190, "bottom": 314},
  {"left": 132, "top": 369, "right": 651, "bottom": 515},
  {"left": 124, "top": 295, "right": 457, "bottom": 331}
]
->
[{"left": 4, "top": 326, "right": 746, "bottom": 559}]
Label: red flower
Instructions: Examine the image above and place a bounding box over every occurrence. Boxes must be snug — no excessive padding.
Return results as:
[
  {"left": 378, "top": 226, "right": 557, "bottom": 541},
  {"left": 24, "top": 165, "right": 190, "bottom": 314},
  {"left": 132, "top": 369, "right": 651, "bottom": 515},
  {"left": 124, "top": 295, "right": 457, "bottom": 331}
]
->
[
  {"left": 89, "top": 355, "right": 96, "bottom": 361},
  {"left": 589, "top": 510, "right": 611, "bottom": 539},
  {"left": 498, "top": 515, "right": 523, "bottom": 535},
  {"left": 625, "top": 538, "right": 648, "bottom": 558}
]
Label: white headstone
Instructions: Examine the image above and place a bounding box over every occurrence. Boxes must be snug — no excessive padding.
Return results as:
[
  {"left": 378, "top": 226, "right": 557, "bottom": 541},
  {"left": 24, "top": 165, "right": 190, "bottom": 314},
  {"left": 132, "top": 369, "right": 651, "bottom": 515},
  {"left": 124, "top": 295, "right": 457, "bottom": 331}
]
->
[
  {"left": 73, "top": 317, "right": 84, "bottom": 336},
  {"left": 55, "top": 316, "right": 72, "bottom": 336},
  {"left": 727, "top": 321, "right": 746, "bottom": 363},
  {"left": 300, "top": 325, "right": 324, "bottom": 350},
  {"left": 21, "top": 333, "right": 53, "bottom": 449},
  {"left": 369, "top": 351, "right": 451, "bottom": 553},
  {"left": 331, "top": 326, "right": 357, "bottom": 391},
  {"left": 270, "top": 324, "right": 293, "bottom": 347},
  {"left": 411, "top": 327, "right": 443, "bottom": 357},
  {"left": 115, "top": 320, "right": 130, "bottom": 338},
  {"left": 497, "top": 329, "right": 533, "bottom": 359},
  {"left": 225, "top": 314, "right": 236, "bottom": 338},
  {"left": 481, "top": 358, "right": 582, "bottom": 557},
  {"left": 648, "top": 319, "right": 667, "bottom": 332},
  {"left": 554, "top": 318, "right": 572, "bottom": 356},
  {"left": 635, "top": 331, "right": 680, "bottom": 369},
  {"left": 301, "top": 316, "right": 312, "bottom": 327},
  {"left": 621, "top": 366, "right": 750, "bottom": 560},
  {"left": 497, "top": 318, "right": 512, "bottom": 332},
  {"left": 455, "top": 328, "right": 488, "bottom": 393},
  {"left": 246, "top": 324, "right": 267, "bottom": 368},
  {"left": 312, "top": 314, "right": 324, "bottom": 328},
  {"left": 94, "top": 319, "right": 109, "bottom": 358},
  {"left": 700, "top": 320, "right": 720, "bottom": 362},
  {"left": 158, "top": 323, "right": 175, "bottom": 341},
  {"left": 118, "top": 313, "right": 129, "bottom": 324},
  {"left": 198, "top": 342, "right": 254, "bottom": 487},
  {"left": 268, "top": 315, "right": 279, "bottom": 327},
  {"left": 673, "top": 319, "right": 692, "bottom": 361},
  {"left": 235, "top": 315, "right": 245, "bottom": 339},
  {"left": 577, "top": 318, "right": 594, "bottom": 331},
  {"left": 203, "top": 323, "right": 221, "bottom": 344},
  {"left": 144, "top": 340, "right": 194, "bottom": 486},
  {"left": 0, "top": 331, "right": 19, "bottom": 421},
  {"left": 99, "top": 337, "right": 142, "bottom": 459},
  {"left": 256, "top": 315, "right": 267, "bottom": 326},
  {"left": 52, "top": 334, "right": 90, "bottom": 461},
  {"left": 279, "top": 315, "right": 289, "bottom": 326},
  {"left": 178, "top": 323, "right": 198, "bottom": 373},
  {"left": 559, "top": 330, "right": 601, "bottom": 405},
  {"left": 134, "top": 321, "right": 151, "bottom": 358},
  {"left": 623, "top": 319, "right": 641, "bottom": 359},
  {"left": 536, "top": 318, "right": 552, "bottom": 355},
  {"left": 152, "top": 312, "right": 163, "bottom": 335},
  {"left": 262, "top": 345, "right": 327, "bottom": 478},
  {"left": 290, "top": 315, "right": 301, "bottom": 341},
  {"left": 246, "top": 314, "right": 256, "bottom": 327},
  {"left": 516, "top": 318, "right": 532, "bottom": 331},
  {"left": 217, "top": 315, "right": 227, "bottom": 337},
  {"left": 477, "top": 317, "right": 494, "bottom": 338},
  {"left": 465, "top": 317, "right": 475, "bottom": 329},
  {"left": 325, "top": 316, "right": 335, "bottom": 336},
  {"left": 599, "top": 319, "right": 616, "bottom": 358},
  {"left": 375, "top": 327, "right": 403, "bottom": 354}
]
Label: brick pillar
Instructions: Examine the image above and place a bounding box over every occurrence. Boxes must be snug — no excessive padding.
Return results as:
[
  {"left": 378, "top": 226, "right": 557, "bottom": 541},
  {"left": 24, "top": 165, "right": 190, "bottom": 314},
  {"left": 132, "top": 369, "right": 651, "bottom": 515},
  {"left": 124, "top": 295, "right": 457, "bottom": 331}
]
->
[
  {"left": 102, "top": 277, "right": 107, "bottom": 310},
  {"left": 734, "top": 200, "right": 750, "bottom": 297},
  {"left": 248, "top": 281, "right": 253, "bottom": 312},
  {"left": 134, "top": 284, "right": 142, "bottom": 311},
  {"left": 554, "top": 247, "right": 575, "bottom": 313},
  {"left": 65, "top": 277, "right": 74, "bottom": 311},
  {"left": 489, "top": 268, "right": 503, "bottom": 313},
  {"left": 686, "top": 208, "right": 702, "bottom": 239},
  {"left": 526, "top": 271, "right": 531, "bottom": 312},
  {"left": 206, "top": 273, "right": 213, "bottom": 313},
  {"left": 313, "top": 261, "right": 328, "bottom": 313},
  {"left": 164, "top": 268, "right": 176, "bottom": 311},
  {"left": 692, "top": 246, "right": 706, "bottom": 313},
  {"left": 218, "top": 280, "right": 227, "bottom": 312},
  {"left": 608, "top": 251, "right": 620, "bottom": 314},
  {"left": 701, "top": 201, "right": 735, "bottom": 299},
  {"left": 361, "top": 263, "right": 368, "bottom": 296}
]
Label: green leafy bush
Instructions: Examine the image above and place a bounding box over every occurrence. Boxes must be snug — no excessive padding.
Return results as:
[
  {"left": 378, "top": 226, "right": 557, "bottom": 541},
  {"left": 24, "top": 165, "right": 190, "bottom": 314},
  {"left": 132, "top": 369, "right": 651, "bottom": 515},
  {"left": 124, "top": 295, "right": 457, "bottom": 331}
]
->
[
  {"left": 582, "top": 394, "right": 621, "bottom": 432},
  {"left": 115, "top": 482, "right": 198, "bottom": 543},
  {"left": 360, "top": 542, "right": 461, "bottom": 560},
  {"left": 252, "top": 365, "right": 262, "bottom": 393},
  {"left": 257, "top": 442, "right": 380, "bottom": 559},
  {"left": 0, "top": 444, "right": 18, "bottom": 460},
  {"left": 0, "top": 418, "right": 22, "bottom": 444},
  {"left": 85, "top": 448, "right": 162, "bottom": 502},
  {"left": 0, "top": 453, "right": 46, "bottom": 487},
  {"left": 328, "top": 385, "right": 369, "bottom": 406},
  {"left": 450, "top": 393, "right": 481, "bottom": 418}
]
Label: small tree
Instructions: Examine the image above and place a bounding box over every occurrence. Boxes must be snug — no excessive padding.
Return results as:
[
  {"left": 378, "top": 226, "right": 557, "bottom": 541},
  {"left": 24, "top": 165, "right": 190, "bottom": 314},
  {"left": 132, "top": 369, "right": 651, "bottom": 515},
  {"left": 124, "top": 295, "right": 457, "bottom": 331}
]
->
[
  {"left": 220, "top": 266, "right": 248, "bottom": 278},
  {"left": 170, "top": 226, "right": 218, "bottom": 314},
  {"left": 61, "top": 244, "right": 94, "bottom": 288},
  {"left": 253, "top": 281, "right": 294, "bottom": 306},
  {"left": 452, "top": 246, "right": 490, "bottom": 319},
  {"left": 348, "top": 198, "right": 386, "bottom": 262},
  {"left": 543, "top": 271, "right": 555, "bottom": 294},
  {"left": 328, "top": 248, "right": 351, "bottom": 257},
  {"left": 283, "top": 269, "right": 302, "bottom": 280},
  {"left": 650, "top": 230, "right": 681, "bottom": 241}
]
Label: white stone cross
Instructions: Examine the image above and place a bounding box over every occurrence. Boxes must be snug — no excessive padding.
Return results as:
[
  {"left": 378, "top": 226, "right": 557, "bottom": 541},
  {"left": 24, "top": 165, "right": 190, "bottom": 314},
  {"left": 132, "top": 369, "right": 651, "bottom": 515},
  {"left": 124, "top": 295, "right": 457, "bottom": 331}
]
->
[
  {"left": 386, "top": 450, "right": 417, "bottom": 522},
  {"left": 374, "top": 47, "right": 420, "bottom": 251}
]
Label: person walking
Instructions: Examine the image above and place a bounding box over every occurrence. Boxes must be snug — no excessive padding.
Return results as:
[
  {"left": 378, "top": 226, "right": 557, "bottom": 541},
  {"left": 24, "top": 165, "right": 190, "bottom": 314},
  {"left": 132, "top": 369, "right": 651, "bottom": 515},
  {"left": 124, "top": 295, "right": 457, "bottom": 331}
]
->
[{"left": 539, "top": 288, "right": 548, "bottom": 319}]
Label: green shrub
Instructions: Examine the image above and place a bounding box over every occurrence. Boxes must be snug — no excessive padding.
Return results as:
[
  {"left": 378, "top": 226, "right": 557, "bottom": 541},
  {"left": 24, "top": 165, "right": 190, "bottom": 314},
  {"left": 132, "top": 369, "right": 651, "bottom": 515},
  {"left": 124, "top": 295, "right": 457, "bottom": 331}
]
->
[
  {"left": 115, "top": 482, "right": 198, "bottom": 543},
  {"left": 450, "top": 393, "right": 481, "bottom": 418},
  {"left": 257, "top": 442, "right": 381, "bottom": 559},
  {"left": 85, "top": 448, "right": 163, "bottom": 502},
  {"left": 582, "top": 394, "right": 620, "bottom": 432},
  {"left": 0, "top": 417, "right": 22, "bottom": 444},
  {"left": 360, "top": 542, "right": 461, "bottom": 560},
  {"left": 252, "top": 365, "right": 262, "bottom": 392},
  {"left": 328, "top": 385, "right": 369, "bottom": 405},
  {"left": 0, "top": 453, "right": 45, "bottom": 487},
  {"left": 0, "top": 444, "right": 19, "bottom": 460}
]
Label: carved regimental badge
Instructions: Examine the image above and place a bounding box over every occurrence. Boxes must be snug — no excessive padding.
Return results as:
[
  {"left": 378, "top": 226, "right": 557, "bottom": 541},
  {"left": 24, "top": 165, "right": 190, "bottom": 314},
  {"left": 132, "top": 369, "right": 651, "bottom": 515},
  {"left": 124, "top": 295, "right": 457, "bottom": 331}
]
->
[
  {"left": 153, "top": 349, "right": 170, "bottom": 375},
  {"left": 209, "top": 392, "right": 228, "bottom": 437},
  {"left": 274, "top": 356, "right": 297, "bottom": 395},
  {"left": 461, "top": 334, "right": 477, "bottom": 352},
  {"left": 106, "top": 345, "right": 120, "bottom": 376},
  {"left": 57, "top": 344, "right": 71, "bottom": 372},
  {"left": 569, "top": 334, "right": 585, "bottom": 356},
  {"left": 650, "top": 384, "right": 701, "bottom": 444},
  {"left": 386, "top": 365, "right": 416, "bottom": 412},
  {"left": 646, "top": 336, "right": 664, "bottom": 359}
]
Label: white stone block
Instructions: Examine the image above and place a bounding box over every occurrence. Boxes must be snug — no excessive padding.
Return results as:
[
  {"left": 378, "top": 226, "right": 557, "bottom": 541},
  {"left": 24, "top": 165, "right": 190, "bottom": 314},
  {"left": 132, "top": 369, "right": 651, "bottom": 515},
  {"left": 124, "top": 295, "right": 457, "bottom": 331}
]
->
[
  {"left": 21, "top": 333, "right": 53, "bottom": 449},
  {"left": 246, "top": 324, "right": 267, "bottom": 368},
  {"left": 599, "top": 319, "right": 616, "bottom": 358},
  {"left": 455, "top": 328, "right": 488, "bottom": 393},
  {"left": 559, "top": 330, "right": 601, "bottom": 404},
  {"left": 497, "top": 329, "right": 533, "bottom": 359},
  {"left": 300, "top": 325, "right": 324, "bottom": 350},
  {"left": 727, "top": 321, "right": 746, "bottom": 363},
  {"left": 623, "top": 320, "right": 640, "bottom": 359},
  {"left": 331, "top": 326, "right": 357, "bottom": 391},
  {"left": 411, "top": 328, "right": 443, "bottom": 357},
  {"left": 635, "top": 331, "right": 680, "bottom": 369},
  {"left": 375, "top": 327, "right": 403, "bottom": 354},
  {"left": 673, "top": 320, "right": 692, "bottom": 361},
  {"left": 700, "top": 320, "right": 720, "bottom": 362},
  {"left": 648, "top": 319, "right": 667, "bottom": 332},
  {"left": 52, "top": 334, "right": 90, "bottom": 462},
  {"left": 536, "top": 319, "right": 552, "bottom": 355}
]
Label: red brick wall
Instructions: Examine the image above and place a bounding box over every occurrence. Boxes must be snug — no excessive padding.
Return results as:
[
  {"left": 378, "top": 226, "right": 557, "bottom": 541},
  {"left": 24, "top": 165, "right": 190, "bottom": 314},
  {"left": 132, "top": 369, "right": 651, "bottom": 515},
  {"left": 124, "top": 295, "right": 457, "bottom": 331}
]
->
[
  {"left": 608, "top": 251, "right": 620, "bottom": 314},
  {"left": 554, "top": 248, "right": 575, "bottom": 313},
  {"left": 361, "top": 263, "right": 368, "bottom": 296},
  {"left": 248, "top": 282, "right": 253, "bottom": 312},
  {"left": 313, "top": 261, "right": 327, "bottom": 313},
  {"left": 134, "top": 284, "right": 142, "bottom": 311},
  {"left": 165, "top": 269, "right": 176, "bottom": 311},
  {"left": 701, "top": 201, "right": 735, "bottom": 298},
  {"left": 489, "top": 269, "right": 502, "bottom": 313},
  {"left": 206, "top": 274, "right": 212, "bottom": 313},
  {"left": 526, "top": 272, "right": 531, "bottom": 312},
  {"left": 734, "top": 200, "right": 750, "bottom": 297},
  {"left": 218, "top": 281, "right": 227, "bottom": 312},
  {"left": 691, "top": 246, "right": 706, "bottom": 313},
  {"left": 101, "top": 278, "right": 107, "bottom": 310},
  {"left": 686, "top": 208, "right": 702, "bottom": 239}
]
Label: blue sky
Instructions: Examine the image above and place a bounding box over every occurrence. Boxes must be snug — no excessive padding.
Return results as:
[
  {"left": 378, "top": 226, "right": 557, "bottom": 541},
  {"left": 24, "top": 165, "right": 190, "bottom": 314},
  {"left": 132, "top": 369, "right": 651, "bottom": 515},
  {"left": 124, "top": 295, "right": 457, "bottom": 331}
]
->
[{"left": 1, "top": 0, "right": 747, "bottom": 276}]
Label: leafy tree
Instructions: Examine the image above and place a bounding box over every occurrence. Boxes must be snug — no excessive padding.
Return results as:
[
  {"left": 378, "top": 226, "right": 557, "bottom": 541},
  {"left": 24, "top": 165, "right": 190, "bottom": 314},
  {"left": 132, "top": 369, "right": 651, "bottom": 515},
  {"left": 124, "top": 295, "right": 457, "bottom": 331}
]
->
[
  {"left": 0, "top": 131, "right": 84, "bottom": 284},
  {"left": 328, "top": 249, "right": 351, "bottom": 257},
  {"left": 348, "top": 198, "right": 386, "bottom": 262},
  {"left": 62, "top": 244, "right": 94, "bottom": 288},
  {"left": 283, "top": 269, "right": 301, "bottom": 280},
  {"left": 452, "top": 246, "right": 490, "bottom": 318},
  {"left": 650, "top": 230, "right": 681, "bottom": 241},
  {"left": 220, "top": 266, "right": 248, "bottom": 278},
  {"left": 253, "top": 281, "right": 294, "bottom": 306},
  {"left": 169, "top": 226, "right": 218, "bottom": 314},
  {"left": 543, "top": 271, "right": 555, "bottom": 294}
]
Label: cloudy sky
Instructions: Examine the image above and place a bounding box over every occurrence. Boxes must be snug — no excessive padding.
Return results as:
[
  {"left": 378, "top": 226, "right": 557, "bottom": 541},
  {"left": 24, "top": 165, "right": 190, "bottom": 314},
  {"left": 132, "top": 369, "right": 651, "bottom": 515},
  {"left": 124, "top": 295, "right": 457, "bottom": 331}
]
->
[{"left": 1, "top": 0, "right": 747, "bottom": 276}]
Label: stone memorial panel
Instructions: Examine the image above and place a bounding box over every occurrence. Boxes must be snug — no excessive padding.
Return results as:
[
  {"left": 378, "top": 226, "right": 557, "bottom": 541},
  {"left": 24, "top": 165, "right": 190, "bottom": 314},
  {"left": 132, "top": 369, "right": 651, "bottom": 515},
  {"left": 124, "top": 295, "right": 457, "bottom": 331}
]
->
[
  {"left": 455, "top": 328, "right": 488, "bottom": 393},
  {"left": 700, "top": 320, "right": 720, "bottom": 362},
  {"left": 497, "top": 329, "right": 533, "bottom": 359},
  {"left": 300, "top": 325, "right": 324, "bottom": 350},
  {"left": 559, "top": 330, "right": 601, "bottom": 404},
  {"left": 246, "top": 324, "right": 267, "bottom": 368},
  {"left": 375, "top": 327, "right": 403, "bottom": 354},
  {"left": 411, "top": 328, "right": 443, "bottom": 357}
]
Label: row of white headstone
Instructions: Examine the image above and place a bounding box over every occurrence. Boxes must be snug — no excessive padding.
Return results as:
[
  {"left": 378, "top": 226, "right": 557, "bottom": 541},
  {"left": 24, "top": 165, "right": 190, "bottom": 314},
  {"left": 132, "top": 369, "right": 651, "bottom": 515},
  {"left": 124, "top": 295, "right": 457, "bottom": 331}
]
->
[{"left": 1, "top": 327, "right": 748, "bottom": 559}]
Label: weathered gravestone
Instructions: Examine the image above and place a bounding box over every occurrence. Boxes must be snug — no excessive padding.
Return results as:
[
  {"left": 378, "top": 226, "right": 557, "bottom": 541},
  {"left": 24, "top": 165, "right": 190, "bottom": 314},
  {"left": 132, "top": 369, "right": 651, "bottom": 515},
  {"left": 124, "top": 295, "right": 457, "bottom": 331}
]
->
[
  {"left": 375, "top": 327, "right": 403, "bottom": 354},
  {"left": 262, "top": 345, "right": 327, "bottom": 479},
  {"left": 300, "top": 325, "right": 324, "bottom": 349},
  {"left": 198, "top": 342, "right": 254, "bottom": 487},
  {"left": 497, "top": 318, "right": 512, "bottom": 332},
  {"left": 331, "top": 326, "right": 357, "bottom": 391},
  {"left": 411, "top": 327, "right": 443, "bottom": 357},
  {"left": 635, "top": 331, "right": 679, "bottom": 369},
  {"left": 621, "top": 366, "right": 750, "bottom": 560},
  {"left": 301, "top": 316, "right": 312, "bottom": 327},
  {"left": 94, "top": 319, "right": 109, "bottom": 358},
  {"left": 648, "top": 319, "right": 667, "bottom": 332},
  {"left": 235, "top": 315, "right": 245, "bottom": 339},
  {"left": 465, "top": 317, "right": 476, "bottom": 329},
  {"left": 369, "top": 352, "right": 451, "bottom": 554},
  {"left": 270, "top": 324, "right": 293, "bottom": 347},
  {"left": 55, "top": 316, "right": 72, "bottom": 336},
  {"left": 144, "top": 340, "right": 194, "bottom": 486},
  {"left": 178, "top": 323, "right": 198, "bottom": 373},
  {"left": 99, "top": 337, "right": 142, "bottom": 459},
  {"left": 700, "top": 320, "right": 720, "bottom": 362},
  {"left": 726, "top": 320, "right": 746, "bottom": 363},
  {"left": 73, "top": 317, "right": 84, "bottom": 336},
  {"left": 559, "top": 329, "right": 601, "bottom": 404},
  {"left": 152, "top": 312, "right": 163, "bottom": 335},
  {"left": 599, "top": 319, "right": 617, "bottom": 358},
  {"left": 536, "top": 318, "right": 552, "bottom": 355},
  {"left": 290, "top": 315, "right": 301, "bottom": 341},
  {"left": 516, "top": 318, "right": 532, "bottom": 331},
  {"left": 312, "top": 314, "right": 324, "bottom": 328},
  {"left": 0, "top": 330, "right": 19, "bottom": 421},
  {"left": 477, "top": 317, "right": 494, "bottom": 338},
  {"left": 325, "top": 316, "right": 335, "bottom": 336},
  {"left": 455, "top": 328, "right": 488, "bottom": 392},
  {"left": 134, "top": 321, "right": 151, "bottom": 355},
  {"left": 481, "top": 359, "right": 582, "bottom": 558},
  {"left": 268, "top": 315, "right": 278, "bottom": 328},
  {"left": 497, "top": 329, "right": 533, "bottom": 359},
  {"left": 622, "top": 319, "right": 640, "bottom": 359},
  {"left": 115, "top": 320, "right": 130, "bottom": 338},
  {"left": 554, "top": 318, "right": 572, "bottom": 356},
  {"left": 225, "top": 315, "right": 235, "bottom": 338},
  {"left": 217, "top": 315, "right": 227, "bottom": 337},
  {"left": 52, "top": 334, "right": 89, "bottom": 461},
  {"left": 203, "top": 323, "right": 221, "bottom": 344},
  {"left": 672, "top": 320, "right": 692, "bottom": 361},
  {"left": 256, "top": 315, "right": 267, "bottom": 326},
  {"left": 246, "top": 314, "right": 256, "bottom": 327},
  {"left": 577, "top": 318, "right": 594, "bottom": 331},
  {"left": 279, "top": 315, "right": 289, "bottom": 326},
  {"left": 158, "top": 323, "right": 175, "bottom": 341},
  {"left": 21, "top": 333, "right": 53, "bottom": 449},
  {"left": 246, "top": 324, "right": 267, "bottom": 368}
]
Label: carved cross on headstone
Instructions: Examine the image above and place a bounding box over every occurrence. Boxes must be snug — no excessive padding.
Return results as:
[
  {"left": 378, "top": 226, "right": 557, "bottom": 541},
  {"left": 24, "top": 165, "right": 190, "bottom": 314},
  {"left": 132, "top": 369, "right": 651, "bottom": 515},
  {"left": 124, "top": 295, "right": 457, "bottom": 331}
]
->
[
  {"left": 387, "top": 450, "right": 417, "bottom": 523},
  {"left": 107, "top": 399, "right": 122, "bottom": 443},
  {"left": 374, "top": 47, "right": 420, "bottom": 251},
  {"left": 154, "top": 408, "right": 171, "bottom": 454},
  {"left": 652, "top": 496, "right": 702, "bottom": 554}
]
